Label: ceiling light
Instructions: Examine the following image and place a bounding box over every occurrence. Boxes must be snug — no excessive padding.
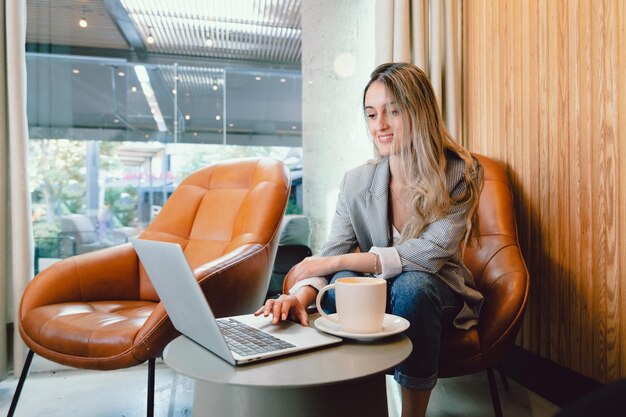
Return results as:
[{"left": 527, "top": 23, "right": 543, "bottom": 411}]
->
[
  {"left": 228, "top": 123, "right": 234, "bottom": 127},
  {"left": 193, "top": 132, "right": 198, "bottom": 136},
  {"left": 113, "top": 118, "right": 120, "bottom": 123},
  {"left": 118, "top": 71, "right": 125, "bottom": 77},
  {"left": 172, "top": 89, "right": 177, "bottom": 95},
  {"left": 292, "top": 125, "right": 297, "bottom": 130},
  {"left": 215, "top": 115, "right": 221, "bottom": 121},
  {"left": 255, "top": 76, "right": 261, "bottom": 81},
  {"left": 205, "top": 38, "right": 213, "bottom": 47},
  {"left": 185, "top": 114, "right": 191, "bottom": 120},
  {"left": 212, "top": 85, "right": 218, "bottom": 91},
  {"left": 79, "top": 17, "right": 88, "bottom": 28},
  {"left": 72, "top": 69, "right": 80, "bottom": 74},
  {"left": 131, "top": 85, "right": 137, "bottom": 92},
  {"left": 280, "top": 78, "right": 286, "bottom": 83},
  {"left": 146, "top": 28, "right": 155, "bottom": 44}
]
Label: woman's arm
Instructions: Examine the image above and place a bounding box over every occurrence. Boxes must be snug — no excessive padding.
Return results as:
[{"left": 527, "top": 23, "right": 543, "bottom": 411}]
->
[
  {"left": 254, "top": 252, "right": 380, "bottom": 325},
  {"left": 286, "top": 252, "right": 380, "bottom": 283}
]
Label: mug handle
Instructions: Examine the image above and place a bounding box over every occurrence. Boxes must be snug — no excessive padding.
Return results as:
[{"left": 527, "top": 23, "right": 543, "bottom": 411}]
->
[{"left": 315, "top": 284, "right": 338, "bottom": 323}]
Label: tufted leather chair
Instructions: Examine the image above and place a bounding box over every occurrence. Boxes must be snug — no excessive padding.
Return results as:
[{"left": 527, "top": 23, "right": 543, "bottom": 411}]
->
[
  {"left": 282, "top": 153, "right": 529, "bottom": 417},
  {"left": 9, "top": 158, "right": 290, "bottom": 417}
]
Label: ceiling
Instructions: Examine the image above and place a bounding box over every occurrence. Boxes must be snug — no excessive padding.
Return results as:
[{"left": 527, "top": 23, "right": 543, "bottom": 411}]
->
[
  {"left": 26, "top": 0, "right": 302, "bottom": 64},
  {"left": 25, "top": 0, "right": 303, "bottom": 147}
]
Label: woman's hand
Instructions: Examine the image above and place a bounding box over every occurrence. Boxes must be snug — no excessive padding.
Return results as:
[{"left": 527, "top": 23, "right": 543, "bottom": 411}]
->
[
  {"left": 254, "top": 294, "right": 309, "bottom": 326},
  {"left": 286, "top": 256, "right": 340, "bottom": 284}
]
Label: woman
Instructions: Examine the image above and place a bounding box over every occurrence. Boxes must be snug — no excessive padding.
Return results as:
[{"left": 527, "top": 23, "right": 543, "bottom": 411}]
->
[{"left": 255, "top": 62, "right": 484, "bottom": 417}]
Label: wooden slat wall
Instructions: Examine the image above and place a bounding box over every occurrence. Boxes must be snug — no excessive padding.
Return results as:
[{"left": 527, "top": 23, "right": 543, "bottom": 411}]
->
[{"left": 464, "top": 0, "right": 625, "bottom": 383}]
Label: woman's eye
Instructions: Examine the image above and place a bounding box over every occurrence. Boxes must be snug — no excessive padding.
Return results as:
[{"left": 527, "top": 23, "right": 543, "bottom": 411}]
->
[
  {"left": 366, "top": 114, "right": 376, "bottom": 119},
  {"left": 390, "top": 109, "right": 400, "bottom": 116}
]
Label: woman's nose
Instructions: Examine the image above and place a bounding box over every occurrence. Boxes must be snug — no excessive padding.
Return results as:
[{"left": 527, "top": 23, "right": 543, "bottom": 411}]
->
[{"left": 377, "top": 114, "right": 389, "bottom": 130}]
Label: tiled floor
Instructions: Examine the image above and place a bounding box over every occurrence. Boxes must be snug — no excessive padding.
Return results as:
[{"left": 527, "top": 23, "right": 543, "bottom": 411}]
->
[{"left": 0, "top": 356, "right": 559, "bottom": 417}]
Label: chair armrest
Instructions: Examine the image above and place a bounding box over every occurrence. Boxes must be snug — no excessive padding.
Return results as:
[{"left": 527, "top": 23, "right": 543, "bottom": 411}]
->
[
  {"left": 20, "top": 243, "right": 140, "bottom": 319},
  {"left": 477, "top": 245, "right": 529, "bottom": 350},
  {"left": 134, "top": 243, "right": 269, "bottom": 346},
  {"left": 193, "top": 243, "right": 270, "bottom": 317}
]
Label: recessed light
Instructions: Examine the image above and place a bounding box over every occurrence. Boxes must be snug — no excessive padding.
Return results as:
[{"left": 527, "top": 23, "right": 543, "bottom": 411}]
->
[
  {"left": 215, "top": 115, "right": 221, "bottom": 121},
  {"left": 193, "top": 132, "right": 198, "bottom": 136},
  {"left": 212, "top": 85, "right": 218, "bottom": 91},
  {"left": 205, "top": 38, "right": 213, "bottom": 47},
  {"left": 113, "top": 118, "right": 119, "bottom": 123},
  {"left": 308, "top": 80, "right": 314, "bottom": 84},
  {"left": 185, "top": 114, "right": 191, "bottom": 120},
  {"left": 72, "top": 69, "right": 80, "bottom": 74},
  {"left": 131, "top": 85, "right": 137, "bottom": 92},
  {"left": 255, "top": 76, "right": 262, "bottom": 81},
  {"left": 118, "top": 71, "right": 125, "bottom": 77},
  {"left": 228, "top": 123, "right": 234, "bottom": 127},
  {"left": 146, "top": 33, "right": 155, "bottom": 44},
  {"left": 172, "top": 89, "right": 177, "bottom": 95},
  {"left": 280, "top": 78, "right": 286, "bottom": 83},
  {"left": 292, "top": 125, "right": 297, "bottom": 130},
  {"left": 79, "top": 18, "right": 88, "bottom": 28}
]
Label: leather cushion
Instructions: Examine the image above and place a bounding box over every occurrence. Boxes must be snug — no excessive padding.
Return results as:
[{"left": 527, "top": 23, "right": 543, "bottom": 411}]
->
[{"left": 21, "top": 301, "right": 156, "bottom": 358}]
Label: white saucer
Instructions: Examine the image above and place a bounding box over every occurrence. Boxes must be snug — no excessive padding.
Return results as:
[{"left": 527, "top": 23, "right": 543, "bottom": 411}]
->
[{"left": 314, "top": 314, "right": 410, "bottom": 341}]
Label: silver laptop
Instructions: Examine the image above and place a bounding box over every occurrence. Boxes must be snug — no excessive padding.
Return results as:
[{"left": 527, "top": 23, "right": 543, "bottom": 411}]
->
[{"left": 132, "top": 239, "right": 342, "bottom": 365}]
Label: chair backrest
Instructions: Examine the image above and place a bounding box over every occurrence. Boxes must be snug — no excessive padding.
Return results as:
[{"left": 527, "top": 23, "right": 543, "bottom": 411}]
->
[
  {"left": 463, "top": 154, "right": 529, "bottom": 349},
  {"left": 139, "top": 158, "right": 290, "bottom": 301}
]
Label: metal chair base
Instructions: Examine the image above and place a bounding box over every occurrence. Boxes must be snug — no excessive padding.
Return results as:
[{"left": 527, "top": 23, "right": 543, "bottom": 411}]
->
[{"left": 6, "top": 351, "right": 156, "bottom": 417}]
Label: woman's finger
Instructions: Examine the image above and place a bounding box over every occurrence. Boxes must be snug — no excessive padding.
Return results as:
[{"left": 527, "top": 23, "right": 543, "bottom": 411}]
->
[
  {"left": 263, "top": 299, "right": 275, "bottom": 316},
  {"left": 271, "top": 300, "right": 283, "bottom": 324},
  {"left": 280, "top": 299, "right": 293, "bottom": 321},
  {"left": 294, "top": 303, "right": 309, "bottom": 326}
]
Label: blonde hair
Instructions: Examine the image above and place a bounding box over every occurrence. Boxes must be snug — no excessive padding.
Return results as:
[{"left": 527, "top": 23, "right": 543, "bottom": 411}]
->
[{"left": 363, "top": 62, "right": 482, "bottom": 247}]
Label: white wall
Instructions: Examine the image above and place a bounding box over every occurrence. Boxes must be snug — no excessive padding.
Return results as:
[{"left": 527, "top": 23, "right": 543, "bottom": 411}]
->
[{"left": 301, "top": 0, "right": 375, "bottom": 252}]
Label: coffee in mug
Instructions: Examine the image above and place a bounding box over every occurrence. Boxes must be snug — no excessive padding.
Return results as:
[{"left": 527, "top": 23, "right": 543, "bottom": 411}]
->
[{"left": 315, "top": 277, "right": 387, "bottom": 334}]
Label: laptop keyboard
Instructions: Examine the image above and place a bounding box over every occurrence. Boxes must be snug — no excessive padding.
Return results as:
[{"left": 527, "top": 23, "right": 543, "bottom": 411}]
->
[{"left": 217, "top": 318, "right": 296, "bottom": 357}]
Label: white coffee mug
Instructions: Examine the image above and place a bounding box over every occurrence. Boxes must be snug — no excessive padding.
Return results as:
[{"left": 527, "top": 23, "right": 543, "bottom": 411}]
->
[{"left": 315, "top": 277, "right": 387, "bottom": 334}]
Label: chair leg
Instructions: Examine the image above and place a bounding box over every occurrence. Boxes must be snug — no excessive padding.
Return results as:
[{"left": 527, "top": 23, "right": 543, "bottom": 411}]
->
[
  {"left": 7, "top": 349, "right": 35, "bottom": 417},
  {"left": 147, "top": 358, "right": 155, "bottom": 417},
  {"left": 486, "top": 367, "right": 504, "bottom": 417}
]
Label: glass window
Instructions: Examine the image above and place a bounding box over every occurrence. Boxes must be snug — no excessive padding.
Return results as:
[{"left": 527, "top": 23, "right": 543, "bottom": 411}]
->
[{"left": 28, "top": 54, "right": 302, "bottom": 273}]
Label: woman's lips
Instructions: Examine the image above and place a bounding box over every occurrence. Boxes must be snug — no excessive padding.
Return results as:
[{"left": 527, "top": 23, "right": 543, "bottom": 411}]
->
[{"left": 378, "top": 134, "right": 393, "bottom": 143}]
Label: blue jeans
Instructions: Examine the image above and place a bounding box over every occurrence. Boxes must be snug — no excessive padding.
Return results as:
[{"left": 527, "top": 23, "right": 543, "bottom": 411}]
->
[{"left": 320, "top": 270, "right": 463, "bottom": 390}]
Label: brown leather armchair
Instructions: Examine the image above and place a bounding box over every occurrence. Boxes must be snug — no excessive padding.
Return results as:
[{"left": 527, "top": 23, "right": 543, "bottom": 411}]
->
[
  {"left": 437, "top": 154, "right": 529, "bottom": 417},
  {"left": 9, "top": 158, "right": 290, "bottom": 417},
  {"left": 283, "top": 153, "right": 529, "bottom": 417}
]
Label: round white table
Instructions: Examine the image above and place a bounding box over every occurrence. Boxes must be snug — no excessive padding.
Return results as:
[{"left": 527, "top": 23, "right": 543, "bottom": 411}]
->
[{"left": 163, "top": 319, "right": 412, "bottom": 417}]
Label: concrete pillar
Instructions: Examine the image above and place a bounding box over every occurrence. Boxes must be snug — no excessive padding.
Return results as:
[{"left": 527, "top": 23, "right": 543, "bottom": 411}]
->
[{"left": 301, "top": 0, "right": 375, "bottom": 253}]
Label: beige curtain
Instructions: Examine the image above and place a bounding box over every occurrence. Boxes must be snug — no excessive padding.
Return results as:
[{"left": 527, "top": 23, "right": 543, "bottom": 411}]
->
[
  {"left": 1, "top": 0, "right": 33, "bottom": 380},
  {"left": 374, "top": 0, "right": 463, "bottom": 143}
]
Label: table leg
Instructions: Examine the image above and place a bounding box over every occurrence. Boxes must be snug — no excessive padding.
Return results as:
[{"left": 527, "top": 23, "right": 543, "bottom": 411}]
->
[{"left": 192, "top": 372, "right": 389, "bottom": 417}]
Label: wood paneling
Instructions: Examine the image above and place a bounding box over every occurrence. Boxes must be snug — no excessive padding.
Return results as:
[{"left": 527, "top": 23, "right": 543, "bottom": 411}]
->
[{"left": 464, "top": 0, "right": 625, "bottom": 383}]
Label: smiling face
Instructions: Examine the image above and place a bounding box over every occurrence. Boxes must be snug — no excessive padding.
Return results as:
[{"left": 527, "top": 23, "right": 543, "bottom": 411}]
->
[{"left": 364, "top": 81, "right": 405, "bottom": 156}]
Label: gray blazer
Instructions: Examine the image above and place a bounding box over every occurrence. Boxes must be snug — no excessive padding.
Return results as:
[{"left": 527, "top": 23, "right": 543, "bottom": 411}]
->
[{"left": 320, "top": 154, "right": 484, "bottom": 329}]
